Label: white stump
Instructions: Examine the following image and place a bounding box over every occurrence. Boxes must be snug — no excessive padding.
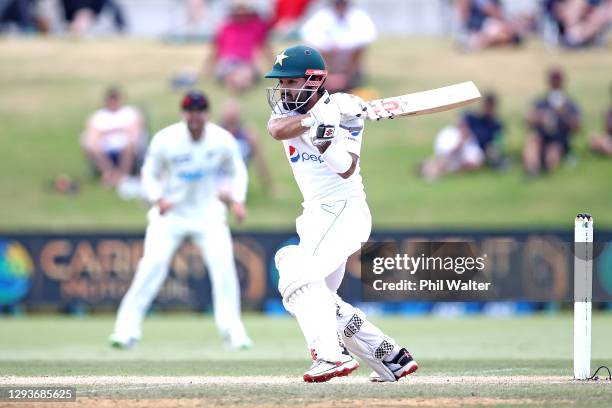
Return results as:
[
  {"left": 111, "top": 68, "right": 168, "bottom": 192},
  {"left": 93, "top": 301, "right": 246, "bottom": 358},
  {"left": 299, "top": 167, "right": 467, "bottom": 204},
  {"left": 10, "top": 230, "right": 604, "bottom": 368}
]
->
[{"left": 574, "top": 213, "right": 593, "bottom": 380}]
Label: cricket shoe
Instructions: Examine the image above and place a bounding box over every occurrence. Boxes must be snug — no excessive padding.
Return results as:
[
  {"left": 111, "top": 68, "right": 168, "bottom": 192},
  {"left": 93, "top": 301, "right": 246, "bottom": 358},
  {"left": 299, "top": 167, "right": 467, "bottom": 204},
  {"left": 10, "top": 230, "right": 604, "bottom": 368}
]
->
[
  {"left": 303, "top": 351, "right": 359, "bottom": 383},
  {"left": 109, "top": 334, "right": 138, "bottom": 350},
  {"left": 369, "top": 348, "right": 418, "bottom": 382}
]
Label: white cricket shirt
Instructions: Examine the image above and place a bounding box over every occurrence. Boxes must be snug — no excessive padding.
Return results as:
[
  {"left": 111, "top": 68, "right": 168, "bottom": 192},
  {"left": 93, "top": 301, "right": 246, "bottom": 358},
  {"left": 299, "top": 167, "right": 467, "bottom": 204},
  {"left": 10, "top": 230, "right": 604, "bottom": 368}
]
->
[
  {"left": 269, "top": 93, "right": 366, "bottom": 207},
  {"left": 89, "top": 106, "right": 140, "bottom": 152},
  {"left": 300, "top": 6, "right": 377, "bottom": 52},
  {"left": 141, "top": 121, "right": 248, "bottom": 220}
]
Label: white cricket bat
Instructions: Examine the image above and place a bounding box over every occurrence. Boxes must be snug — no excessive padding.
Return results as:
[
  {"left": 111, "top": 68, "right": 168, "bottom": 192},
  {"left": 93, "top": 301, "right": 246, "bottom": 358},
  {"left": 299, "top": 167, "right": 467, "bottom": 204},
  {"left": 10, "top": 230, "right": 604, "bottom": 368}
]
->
[{"left": 363, "top": 81, "right": 481, "bottom": 121}]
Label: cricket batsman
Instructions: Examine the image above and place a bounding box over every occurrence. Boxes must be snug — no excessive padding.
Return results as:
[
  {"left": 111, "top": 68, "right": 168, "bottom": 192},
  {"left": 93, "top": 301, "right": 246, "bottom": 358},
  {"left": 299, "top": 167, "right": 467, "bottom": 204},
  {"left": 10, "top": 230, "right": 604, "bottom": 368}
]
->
[
  {"left": 265, "top": 45, "right": 418, "bottom": 382},
  {"left": 110, "top": 90, "right": 252, "bottom": 350}
]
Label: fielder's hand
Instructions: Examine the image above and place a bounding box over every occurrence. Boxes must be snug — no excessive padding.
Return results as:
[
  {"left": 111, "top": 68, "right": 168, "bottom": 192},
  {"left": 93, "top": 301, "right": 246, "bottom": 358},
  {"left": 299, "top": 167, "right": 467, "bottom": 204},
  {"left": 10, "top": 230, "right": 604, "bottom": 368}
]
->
[
  {"left": 156, "top": 198, "right": 173, "bottom": 215},
  {"left": 231, "top": 202, "right": 247, "bottom": 224}
]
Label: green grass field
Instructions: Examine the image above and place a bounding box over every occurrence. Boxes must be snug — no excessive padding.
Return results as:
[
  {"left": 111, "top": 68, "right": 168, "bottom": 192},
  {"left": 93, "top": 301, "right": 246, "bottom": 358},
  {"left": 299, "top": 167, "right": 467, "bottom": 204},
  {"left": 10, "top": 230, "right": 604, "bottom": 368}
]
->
[
  {"left": 1, "top": 38, "right": 611, "bottom": 230},
  {"left": 1, "top": 313, "right": 611, "bottom": 407}
]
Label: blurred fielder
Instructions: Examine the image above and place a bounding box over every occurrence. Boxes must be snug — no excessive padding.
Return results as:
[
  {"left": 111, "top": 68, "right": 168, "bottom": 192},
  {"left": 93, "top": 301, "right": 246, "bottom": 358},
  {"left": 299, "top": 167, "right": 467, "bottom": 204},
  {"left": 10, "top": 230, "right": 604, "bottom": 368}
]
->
[
  {"left": 110, "top": 90, "right": 252, "bottom": 350},
  {"left": 265, "top": 45, "right": 418, "bottom": 382}
]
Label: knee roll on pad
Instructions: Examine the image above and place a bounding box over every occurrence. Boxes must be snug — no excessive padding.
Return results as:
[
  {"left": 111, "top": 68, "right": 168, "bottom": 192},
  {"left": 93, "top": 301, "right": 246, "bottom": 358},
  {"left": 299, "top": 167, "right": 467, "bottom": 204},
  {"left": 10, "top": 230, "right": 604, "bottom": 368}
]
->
[
  {"left": 282, "top": 281, "right": 331, "bottom": 320},
  {"left": 275, "top": 245, "right": 322, "bottom": 298},
  {"left": 274, "top": 245, "right": 299, "bottom": 270}
]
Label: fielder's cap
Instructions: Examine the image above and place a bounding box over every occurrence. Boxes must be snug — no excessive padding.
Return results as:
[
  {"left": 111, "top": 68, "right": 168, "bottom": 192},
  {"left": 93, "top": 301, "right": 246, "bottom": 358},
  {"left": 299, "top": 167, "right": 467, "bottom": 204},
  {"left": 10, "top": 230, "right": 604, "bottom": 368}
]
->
[{"left": 181, "top": 90, "right": 209, "bottom": 111}]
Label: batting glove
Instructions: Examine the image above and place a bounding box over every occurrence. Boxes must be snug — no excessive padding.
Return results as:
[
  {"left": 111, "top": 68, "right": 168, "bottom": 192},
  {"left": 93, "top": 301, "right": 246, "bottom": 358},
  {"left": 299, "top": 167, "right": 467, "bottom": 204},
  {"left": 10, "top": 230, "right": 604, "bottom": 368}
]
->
[
  {"left": 330, "top": 93, "right": 369, "bottom": 121},
  {"left": 308, "top": 95, "right": 341, "bottom": 126},
  {"left": 309, "top": 122, "right": 339, "bottom": 147}
]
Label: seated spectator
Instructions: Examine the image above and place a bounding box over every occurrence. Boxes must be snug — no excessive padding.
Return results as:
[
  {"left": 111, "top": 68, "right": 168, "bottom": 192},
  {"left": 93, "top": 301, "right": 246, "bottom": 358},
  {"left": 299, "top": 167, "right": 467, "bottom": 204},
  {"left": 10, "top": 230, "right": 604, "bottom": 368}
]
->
[
  {"left": 204, "top": 0, "right": 272, "bottom": 94},
  {"left": 522, "top": 68, "right": 581, "bottom": 176},
  {"left": 590, "top": 88, "right": 612, "bottom": 155},
  {"left": 60, "top": 0, "right": 126, "bottom": 36},
  {"left": 419, "top": 93, "right": 504, "bottom": 181},
  {"left": 454, "top": 0, "right": 525, "bottom": 50},
  {"left": 81, "top": 87, "right": 146, "bottom": 187},
  {"left": 463, "top": 93, "right": 505, "bottom": 167},
  {"left": 220, "top": 101, "right": 276, "bottom": 195},
  {"left": 300, "top": 0, "right": 376, "bottom": 93},
  {"left": 1, "top": 0, "right": 32, "bottom": 32},
  {"left": 543, "top": 0, "right": 611, "bottom": 47},
  {"left": 270, "top": 0, "right": 314, "bottom": 39}
]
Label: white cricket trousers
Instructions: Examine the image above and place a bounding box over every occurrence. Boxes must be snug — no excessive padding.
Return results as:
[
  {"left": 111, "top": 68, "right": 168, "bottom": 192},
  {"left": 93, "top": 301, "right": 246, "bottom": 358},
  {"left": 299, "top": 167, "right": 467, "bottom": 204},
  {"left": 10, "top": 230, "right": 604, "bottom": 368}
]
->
[
  {"left": 296, "top": 197, "right": 372, "bottom": 287},
  {"left": 294, "top": 198, "right": 400, "bottom": 366},
  {"left": 283, "top": 197, "right": 372, "bottom": 360},
  {"left": 113, "top": 210, "right": 247, "bottom": 342}
]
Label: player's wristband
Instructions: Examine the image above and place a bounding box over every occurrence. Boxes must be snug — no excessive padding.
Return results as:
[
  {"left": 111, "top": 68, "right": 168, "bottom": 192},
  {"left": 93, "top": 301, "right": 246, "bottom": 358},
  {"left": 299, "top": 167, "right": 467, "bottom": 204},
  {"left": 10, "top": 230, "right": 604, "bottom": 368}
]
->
[{"left": 321, "top": 143, "right": 353, "bottom": 174}]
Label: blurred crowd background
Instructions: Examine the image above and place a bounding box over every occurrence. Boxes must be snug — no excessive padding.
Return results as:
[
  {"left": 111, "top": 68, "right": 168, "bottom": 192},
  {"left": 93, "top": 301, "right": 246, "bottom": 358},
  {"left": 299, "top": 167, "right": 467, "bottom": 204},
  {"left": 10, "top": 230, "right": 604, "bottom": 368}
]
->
[
  {"left": 1, "top": 0, "right": 611, "bottom": 315},
  {"left": 3, "top": 0, "right": 609, "bottom": 194}
]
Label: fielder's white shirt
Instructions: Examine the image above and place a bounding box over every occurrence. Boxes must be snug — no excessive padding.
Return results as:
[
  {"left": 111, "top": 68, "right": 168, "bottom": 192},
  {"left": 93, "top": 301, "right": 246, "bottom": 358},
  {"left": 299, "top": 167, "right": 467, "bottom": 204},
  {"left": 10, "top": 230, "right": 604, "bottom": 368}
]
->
[
  {"left": 88, "top": 106, "right": 140, "bottom": 152},
  {"left": 300, "top": 6, "right": 377, "bottom": 52},
  {"left": 141, "top": 121, "right": 248, "bottom": 220},
  {"left": 269, "top": 93, "right": 366, "bottom": 207}
]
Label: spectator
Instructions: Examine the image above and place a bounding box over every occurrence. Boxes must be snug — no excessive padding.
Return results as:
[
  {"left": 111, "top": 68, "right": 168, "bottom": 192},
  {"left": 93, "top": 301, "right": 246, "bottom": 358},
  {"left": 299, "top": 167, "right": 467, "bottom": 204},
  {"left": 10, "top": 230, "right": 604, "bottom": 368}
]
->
[
  {"left": 454, "top": 0, "right": 525, "bottom": 50},
  {"left": 270, "top": 0, "right": 314, "bottom": 39},
  {"left": 419, "top": 93, "right": 504, "bottom": 182},
  {"left": 60, "top": 0, "right": 126, "bottom": 36},
  {"left": 463, "top": 93, "right": 505, "bottom": 168},
  {"left": 204, "top": 0, "right": 272, "bottom": 94},
  {"left": 522, "top": 68, "right": 581, "bottom": 176},
  {"left": 590, "top": 87, "right": 612, "bottom": 156},
  {"left": 542, "top": 0, "right": 612, "bottom": 47},
  {"left": 81, "top": 87, "right": 146, "bottom": 187},
  {"left": 185, "top": 0, "right": 206, "bottom": 33},
  {"left": 300, "top": 0, "right": 376, "bottom": 93},
  {"left": 0, "top": 0, "right": 36, "bottom": 32},
  {"left": 220, "top": 101, "right": 276, "bottom": 195}
]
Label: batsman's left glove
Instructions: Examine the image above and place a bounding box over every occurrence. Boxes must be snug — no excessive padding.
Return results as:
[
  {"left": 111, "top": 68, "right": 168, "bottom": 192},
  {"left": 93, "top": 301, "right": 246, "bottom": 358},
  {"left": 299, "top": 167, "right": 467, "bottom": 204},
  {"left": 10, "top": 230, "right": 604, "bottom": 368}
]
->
[
  {"left": 309, "top": 123, "right": 339, "bottom": 147},
  {"left": 330, "top": 93, "right": 369, "bottom": 121},
  {"left": 304, "top": 95, "right": 341, "bottom": 147}
]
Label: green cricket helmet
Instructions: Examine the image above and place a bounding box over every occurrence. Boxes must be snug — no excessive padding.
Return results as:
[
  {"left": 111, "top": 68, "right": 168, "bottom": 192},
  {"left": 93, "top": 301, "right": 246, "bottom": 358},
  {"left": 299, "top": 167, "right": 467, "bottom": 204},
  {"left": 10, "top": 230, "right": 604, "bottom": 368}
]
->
[{"left": 265, "top": 45, "right": 328, "bottom": 114}]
